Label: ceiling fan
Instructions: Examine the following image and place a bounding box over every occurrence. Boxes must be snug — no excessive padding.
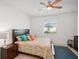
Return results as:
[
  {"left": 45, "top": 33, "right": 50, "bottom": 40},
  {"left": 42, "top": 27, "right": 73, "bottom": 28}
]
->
[{"left": 40, "top": 0, "right": 62, "bottom": 10}]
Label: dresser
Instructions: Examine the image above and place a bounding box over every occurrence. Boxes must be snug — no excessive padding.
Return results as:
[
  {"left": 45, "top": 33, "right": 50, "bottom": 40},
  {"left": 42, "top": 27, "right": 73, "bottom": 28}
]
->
[{"left": 0, "top": 44, "right": 18, "bottom": 59}]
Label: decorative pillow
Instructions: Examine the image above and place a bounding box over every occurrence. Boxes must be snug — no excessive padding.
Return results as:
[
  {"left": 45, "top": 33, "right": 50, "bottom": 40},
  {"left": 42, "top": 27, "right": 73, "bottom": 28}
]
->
[
  {"left": 28, "top": 35, "right": 32, "bottom": 41},
  {"left": 19, "top": 34, "right": 28, "bottom": 41},
  {"left": 29, "top": 34, "right": 36, "bottom": 40},
  {"left": 16, "top": 36, "right": 22, "bottom": 41}
]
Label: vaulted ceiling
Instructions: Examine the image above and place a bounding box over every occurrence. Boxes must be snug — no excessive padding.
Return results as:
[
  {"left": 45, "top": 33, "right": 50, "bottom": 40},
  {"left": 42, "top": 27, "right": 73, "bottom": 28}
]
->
[{"left": 0, "top": 0, "right": 78, "bottom": 16}]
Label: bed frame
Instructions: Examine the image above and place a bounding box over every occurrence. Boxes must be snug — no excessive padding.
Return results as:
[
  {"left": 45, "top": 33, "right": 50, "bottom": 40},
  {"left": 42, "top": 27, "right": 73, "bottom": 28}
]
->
[
  {"left": 12, "top": 29, "right": 30, "bottom": 43},
  {"left": 12, "top": 29, "right": 43, "bottom": 59}
]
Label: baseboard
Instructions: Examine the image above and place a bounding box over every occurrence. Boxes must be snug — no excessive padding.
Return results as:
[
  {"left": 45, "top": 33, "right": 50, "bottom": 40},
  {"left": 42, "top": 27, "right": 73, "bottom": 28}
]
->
[
  {"left": 54, "top": 43, "right": 67, "bottom": 47},
  {"left": 67, "top": 46, "right": 78, "bottom": 56}
]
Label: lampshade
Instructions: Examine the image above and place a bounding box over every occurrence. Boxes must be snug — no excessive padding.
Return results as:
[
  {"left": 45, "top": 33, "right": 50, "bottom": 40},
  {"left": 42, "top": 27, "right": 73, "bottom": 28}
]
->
[
  {"left": 0, "top": 32, "right": 7, "bottom": 39},
  {"left": 0, "top": 32, "right": 8, "bottom": 47}
]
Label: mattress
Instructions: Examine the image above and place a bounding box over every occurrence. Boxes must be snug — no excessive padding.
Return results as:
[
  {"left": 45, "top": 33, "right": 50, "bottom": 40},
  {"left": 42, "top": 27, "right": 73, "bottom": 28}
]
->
[{"left": 16, "top": 37, "right": 54, "bottom": 59}]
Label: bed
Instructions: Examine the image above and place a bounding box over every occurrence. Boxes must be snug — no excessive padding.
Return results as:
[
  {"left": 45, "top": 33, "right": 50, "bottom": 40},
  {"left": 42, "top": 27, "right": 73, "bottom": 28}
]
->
[{"left": 12, "top": 29, "right": 54, "bottom": 59}]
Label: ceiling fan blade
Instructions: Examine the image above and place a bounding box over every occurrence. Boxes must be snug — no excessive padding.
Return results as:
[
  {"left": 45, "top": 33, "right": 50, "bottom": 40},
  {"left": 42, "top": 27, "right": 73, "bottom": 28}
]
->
[
  {"left": 51, "top": 0, "right": 62, "bottom": 6},
  {"left": 52, "top": 6, "right": 62, "bottom": 9},
  {"left": 40, "top": 2, "right": 48, "bottom": 7}
]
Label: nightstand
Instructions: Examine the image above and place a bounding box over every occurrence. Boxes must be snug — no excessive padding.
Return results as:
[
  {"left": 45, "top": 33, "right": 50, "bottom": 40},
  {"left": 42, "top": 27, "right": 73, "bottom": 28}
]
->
[{"left": 1, "top": 44, "right": 18, "bottom": 59}]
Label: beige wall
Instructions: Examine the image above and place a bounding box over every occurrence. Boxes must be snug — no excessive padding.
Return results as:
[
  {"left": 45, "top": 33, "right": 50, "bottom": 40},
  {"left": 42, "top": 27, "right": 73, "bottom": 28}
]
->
[
  {"left": 31, "top": 11, "right": 78, "bottom": 45},
  {"left": 0, "top": 6, "right": 31, "bottom": 46}
]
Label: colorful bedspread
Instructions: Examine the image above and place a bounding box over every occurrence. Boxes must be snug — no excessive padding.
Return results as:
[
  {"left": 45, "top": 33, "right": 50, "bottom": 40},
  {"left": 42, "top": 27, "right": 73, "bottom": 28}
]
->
[{"left": 16, "top": 37, "right": 54, "bottom": 59}]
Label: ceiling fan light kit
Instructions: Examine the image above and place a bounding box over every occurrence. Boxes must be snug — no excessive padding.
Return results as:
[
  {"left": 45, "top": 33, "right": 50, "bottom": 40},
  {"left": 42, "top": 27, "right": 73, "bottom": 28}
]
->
[
  {"left": 47, "top": 7, "right": 52, "bottom": 10},
  {"left": 40, "top": 0, "right": 62, "bottom": 10}
]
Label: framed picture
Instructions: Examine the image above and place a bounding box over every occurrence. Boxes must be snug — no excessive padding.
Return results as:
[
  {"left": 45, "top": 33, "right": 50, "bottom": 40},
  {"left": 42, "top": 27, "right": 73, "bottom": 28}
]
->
[{"left": 44, "top": 20, "right": 56, "bottom": 33}]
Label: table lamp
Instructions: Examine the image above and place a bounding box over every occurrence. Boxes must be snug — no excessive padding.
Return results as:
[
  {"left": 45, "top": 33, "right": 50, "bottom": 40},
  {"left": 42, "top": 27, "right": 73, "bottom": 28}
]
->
[{"left": 0, "top": 32, "right": 7, "bottom": 48}]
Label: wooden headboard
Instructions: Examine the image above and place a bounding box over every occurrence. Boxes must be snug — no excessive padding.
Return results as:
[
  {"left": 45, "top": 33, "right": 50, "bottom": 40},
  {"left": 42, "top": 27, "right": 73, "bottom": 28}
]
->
[{"left": 12, "top": 29, "right": 30, "bottom": 43}]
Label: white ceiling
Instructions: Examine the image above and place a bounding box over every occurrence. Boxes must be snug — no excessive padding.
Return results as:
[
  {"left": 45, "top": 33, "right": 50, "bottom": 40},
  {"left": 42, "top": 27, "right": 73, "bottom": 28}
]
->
[{"left": 0, "top": 0, "right": 78, "bottom": 16}]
